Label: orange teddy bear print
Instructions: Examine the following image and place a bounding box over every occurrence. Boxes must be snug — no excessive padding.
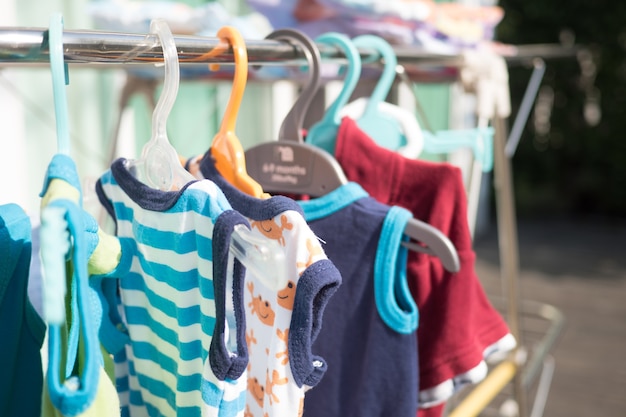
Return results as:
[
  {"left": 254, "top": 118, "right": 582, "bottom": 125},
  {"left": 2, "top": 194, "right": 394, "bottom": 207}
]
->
[
  {"left": 277, "top": 280, "right": 296, "bottom": 310},
  {"left": 247, "top": 370, "right": 289, "bottom": 408},
  {"left": 247, "top": 376, "right": 265, "bottom": 408},
  {"left": 275, "top": 328, "right": 289, "bottom": 366},
  {"left": 251, "top": 214, "right": 293, "bottom": 246},
  {"left": 298, "top": 397, "right": 304, "bottom": 417},
  {"left": 248, "top": 282, "right": 276, "bottom": 326},
  {"left": 266, "top": 369, "right": 288, "bottom": 405},
  {"left": 246, "top": 329, "right": 258, "bottom": 350},
  {"left": 296, "top": 237, "right": 324, "bottom": 275}
]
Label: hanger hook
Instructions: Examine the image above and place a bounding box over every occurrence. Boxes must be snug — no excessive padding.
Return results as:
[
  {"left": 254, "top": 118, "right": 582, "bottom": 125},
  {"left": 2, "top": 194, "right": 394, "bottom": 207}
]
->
[
  {"left": 48, "top": 12, "right": 70, "bottom": 155},
  {"left": 304, "top": 32, "right": 361, "bottom": 155},
  {"left": 316, "top": 32, "right": 362, "bottom": 125},
  {"left": 134, "top": 19, "right": 195, "bottom": 191},
  {"left": 265, "top": 29, "right": 321, "bottom": 142},
  {"left": 150, "top": 19, "right": 178, "bottom": 144},
  {"left": 216, "top": 26, "right": 248, "bottom": 136},
  {"left": 209, "top": 27, "right": 265, "bottom": 198},
  {"left": 352, "top": 35, "right": 398, "bottom": 116}
]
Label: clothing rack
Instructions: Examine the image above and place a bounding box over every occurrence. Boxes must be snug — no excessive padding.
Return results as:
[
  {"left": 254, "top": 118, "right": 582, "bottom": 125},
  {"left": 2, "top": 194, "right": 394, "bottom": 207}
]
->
[
  {"left": 0, "top": 27, "right": 577, "bottom": 70},
  {"left": 0, "top": 27, "right": 576, "bottom": 417}
]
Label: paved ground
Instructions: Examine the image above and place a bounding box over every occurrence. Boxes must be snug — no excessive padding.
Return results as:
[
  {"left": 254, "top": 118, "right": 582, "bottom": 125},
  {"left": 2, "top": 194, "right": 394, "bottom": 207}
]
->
[{"left": 469, "top": 217, "right": 626, "bottom": 417}]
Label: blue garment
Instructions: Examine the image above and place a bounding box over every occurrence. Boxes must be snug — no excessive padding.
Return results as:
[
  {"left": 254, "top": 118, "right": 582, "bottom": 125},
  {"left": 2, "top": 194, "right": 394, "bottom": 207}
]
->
[
  {"left": 298, "top": 183, "right": 420, "bottom": 417},
  {"left": 0, "top": 203, "right": 46, "bottom": 417},
  {"left": 95, "top": 158, "right": 250, "bottom": 417},
  {"left": 39, "top": 154, "right": 120, "bottom": 417}
]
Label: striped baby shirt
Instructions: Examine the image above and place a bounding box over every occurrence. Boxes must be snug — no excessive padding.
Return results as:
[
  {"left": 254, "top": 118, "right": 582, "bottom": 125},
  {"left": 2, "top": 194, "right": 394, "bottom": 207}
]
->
[{"left": 95, "top": 158, "right": 250, "bottom": 417}]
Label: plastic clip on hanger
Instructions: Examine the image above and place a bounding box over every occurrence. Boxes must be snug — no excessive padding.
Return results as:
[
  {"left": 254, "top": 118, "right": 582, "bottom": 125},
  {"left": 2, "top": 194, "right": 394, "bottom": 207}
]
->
[
  {"left": 306, "top": 32, "right": 362, "bottom": 155},
  {"left": 244, "top": 29, "right": 348, "bottom": 198},
  {"left": 124, "top": 19, "right": 196, "bottom": 191},
  {"left": 338, "top": 35, "right": 424, "bottom": 157},
  {"left": 207, "top": 26, "right": 267, "bottom": 198}
]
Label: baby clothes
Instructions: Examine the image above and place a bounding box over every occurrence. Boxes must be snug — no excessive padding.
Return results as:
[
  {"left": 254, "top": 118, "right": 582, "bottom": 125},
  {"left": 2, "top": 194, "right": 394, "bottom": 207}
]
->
[
  {"left": 39, "top": 154, "right": 121, "bottom": 417},
  {"left": 95, "top": 158, "right": 249, "bottom": 417},
  {"left": 297, "top": 182, "right": 420, "bottom": 417},
  {"left": 0, "top": 203, "right": 46, "bottom": 417},
  {"left": 334, "top": 117, "right": 515, "bottom": 414},
  {"left": 191, "top": 153, "right": 342, "bottom": 417}
]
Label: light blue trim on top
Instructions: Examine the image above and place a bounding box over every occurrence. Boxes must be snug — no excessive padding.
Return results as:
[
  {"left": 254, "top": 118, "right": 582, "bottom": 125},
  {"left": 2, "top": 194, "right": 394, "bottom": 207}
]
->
[
  {"left": 374, "top": 206, "right": 419, "bottom": 334},
  {"left": 297, "top": 182, "right": 368, "bottom": 221},
  {"left": 298, "top": 182, "right": 418, "bottom": 334},
  {"left": 39, "top": 154, "right": 83, "bottom": 204}
]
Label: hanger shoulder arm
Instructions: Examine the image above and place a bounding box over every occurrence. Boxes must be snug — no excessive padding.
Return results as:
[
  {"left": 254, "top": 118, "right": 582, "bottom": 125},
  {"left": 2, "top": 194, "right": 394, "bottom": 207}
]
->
[{"left": 401, "top": 218, "right": 460, "bottom": 273}]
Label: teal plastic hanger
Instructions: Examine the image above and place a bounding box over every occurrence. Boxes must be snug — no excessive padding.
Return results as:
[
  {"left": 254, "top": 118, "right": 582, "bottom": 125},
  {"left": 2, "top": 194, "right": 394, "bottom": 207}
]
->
[
  {"left": 41, "top": 15, "right": 101, "bottom": 400},
  {"left": 424, "top": 128, "right": 494, "bottom": 172},
  {"left": 350, "top": 35, "right": 406, "bottom": 150},
  {"left": 351, "top": 95, "right": 495, "bottom": 171},
  {"left": 250, "top": 33, "right": 458, "bottom": 271},
  {"left": 306, "top": 32, "right": 362, "bottom": 155},
  {"left": 48, "top": 12, "right": 70, "bottom": 156},
  {"left": 396, "top": 65, "right": 494, "bottom": 170},
  {"left": 245, "top": 29, "right": 348, "bottom": 197},
  {"left": 41, "top": 12, "right": 70, "bottom": 326}
]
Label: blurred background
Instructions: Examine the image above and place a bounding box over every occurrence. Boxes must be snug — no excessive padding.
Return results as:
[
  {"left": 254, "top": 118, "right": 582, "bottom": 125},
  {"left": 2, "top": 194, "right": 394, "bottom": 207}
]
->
[
  {"left": 482, "top": 2, "right": 626, "bottom": 415},
  {"left": 0, "top": 0, "right": 624, "bottom": 416},
  {"left": 497, "top": 0, "right": 626, "bottom": 220}
]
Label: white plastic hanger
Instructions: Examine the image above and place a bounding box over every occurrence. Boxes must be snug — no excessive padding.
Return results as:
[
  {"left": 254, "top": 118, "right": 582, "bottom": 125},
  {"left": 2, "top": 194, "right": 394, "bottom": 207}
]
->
[
  {"left": 339, "top": 96, "right": 425, "bottom": 158},
  {"left": 124, "top": 19, "right": 196, "bottom": 191},
  {"left": 338, "top": 35, "right": 424, "bottom": 158},
  {"left": 344, "top": 57, "right": 494, "bottom": 239}
]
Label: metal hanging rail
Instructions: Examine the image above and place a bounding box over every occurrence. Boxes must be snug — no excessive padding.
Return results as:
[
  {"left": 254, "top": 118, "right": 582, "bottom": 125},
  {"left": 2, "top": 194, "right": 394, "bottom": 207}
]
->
[{"left": 0, "top": 27, "right": 578, "bottom": 69}]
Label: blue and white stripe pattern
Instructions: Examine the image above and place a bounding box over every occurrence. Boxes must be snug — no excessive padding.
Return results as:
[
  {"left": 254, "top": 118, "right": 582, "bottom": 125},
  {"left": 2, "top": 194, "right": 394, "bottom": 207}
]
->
[{"left": 97, "top": 161, "right": 248, "bottom": 417}]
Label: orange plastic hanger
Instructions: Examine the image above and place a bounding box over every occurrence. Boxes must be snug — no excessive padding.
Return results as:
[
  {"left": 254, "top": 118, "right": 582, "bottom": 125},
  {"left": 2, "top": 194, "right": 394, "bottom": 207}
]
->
[{"left": 206, "top": 26, "right": 266, "bottom": 198}]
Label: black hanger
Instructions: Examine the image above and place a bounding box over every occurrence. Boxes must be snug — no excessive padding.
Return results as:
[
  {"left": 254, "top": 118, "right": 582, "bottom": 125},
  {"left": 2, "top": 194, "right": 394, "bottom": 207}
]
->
[{"left": 244, "top": 29, "right": 348, "bottom": 198}]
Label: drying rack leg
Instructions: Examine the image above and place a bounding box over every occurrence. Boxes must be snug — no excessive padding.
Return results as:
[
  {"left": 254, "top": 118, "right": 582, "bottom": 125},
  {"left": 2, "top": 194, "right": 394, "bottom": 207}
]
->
[
  {"left": 447, "top": 360, "right": 518, "bottom": 417},
  {"left": 492, "top": 115, "right": 527, "bottom": 417}
]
